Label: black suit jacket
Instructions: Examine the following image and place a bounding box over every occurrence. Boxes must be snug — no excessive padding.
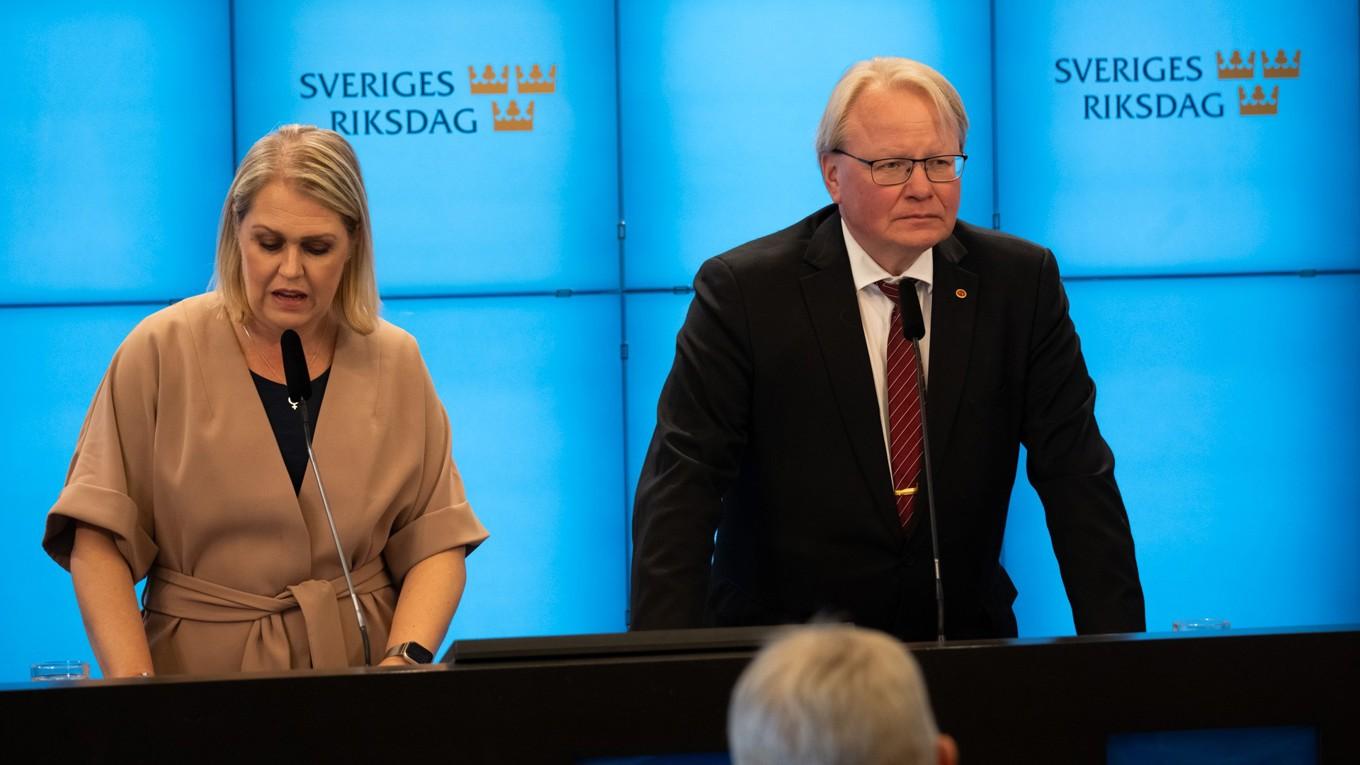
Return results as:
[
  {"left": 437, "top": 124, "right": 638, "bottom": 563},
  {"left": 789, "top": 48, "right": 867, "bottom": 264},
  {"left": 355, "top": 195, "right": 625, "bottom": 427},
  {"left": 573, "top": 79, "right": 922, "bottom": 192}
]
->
[{"left": 630, "top": 205, "right": 1144, "bottom": 640}]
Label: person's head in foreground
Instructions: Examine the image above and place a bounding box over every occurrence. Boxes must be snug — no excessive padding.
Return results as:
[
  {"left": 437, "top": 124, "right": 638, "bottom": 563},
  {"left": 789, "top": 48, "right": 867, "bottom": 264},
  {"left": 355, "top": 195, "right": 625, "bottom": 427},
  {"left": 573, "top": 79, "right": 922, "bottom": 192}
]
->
[{"left": 729, "top": 624, "right": 958, "bottom": 765}]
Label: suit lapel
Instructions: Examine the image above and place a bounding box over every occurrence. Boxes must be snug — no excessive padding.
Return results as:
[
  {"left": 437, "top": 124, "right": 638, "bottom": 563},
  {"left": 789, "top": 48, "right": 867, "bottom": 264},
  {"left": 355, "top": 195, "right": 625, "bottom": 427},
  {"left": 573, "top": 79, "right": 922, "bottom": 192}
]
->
[
  {"left": 188, "top": 295, "right": 301, "bottom": 502},
  {"left": 799, "top": 213, "right": 898, "bottom": 532},
  {"left": 927, "top": 235, "right": 978, "bottom": 457},
  {"left": 306, "top": 321, "right": 379, "bottom": 463},
  {"left": 291, "top": 323, "right": 381, "bottom": 571}
]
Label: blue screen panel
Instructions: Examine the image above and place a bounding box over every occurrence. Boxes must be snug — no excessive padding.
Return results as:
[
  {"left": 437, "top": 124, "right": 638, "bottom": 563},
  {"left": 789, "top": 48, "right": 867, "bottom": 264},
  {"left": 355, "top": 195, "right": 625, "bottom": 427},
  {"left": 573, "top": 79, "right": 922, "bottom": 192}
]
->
[
  {"left": 0, "top": 303, "right": 167, "bottom": 682},
  {"left": 232, "top": 0, "right": 620, "bottom": 295},
  {"left": 619, "top": 0, "right": 993, "bottom": 290},
  {"left": 1004, "top": 275, "right": 1360, "bottom": 636},
  {"left": 383, "top": 295, "right": 626, "bottom": 647},
  {"left": 1109, "top": 726, "right": 1316, "bottom": 765},
  {"left": 622, "top": 292, "right": 694, "bottom": 547},
  {"left": 994, "top": 0, "right": 1360, "bottom": 275},
  {"left": 0, "top": 2, "right": 232, "bottom": 303}
]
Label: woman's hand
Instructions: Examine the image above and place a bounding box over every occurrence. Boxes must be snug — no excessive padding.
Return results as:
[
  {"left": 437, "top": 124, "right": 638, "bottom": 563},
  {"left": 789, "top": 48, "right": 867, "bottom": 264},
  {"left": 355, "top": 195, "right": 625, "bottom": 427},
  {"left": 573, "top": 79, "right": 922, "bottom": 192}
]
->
[
  {"left": 70, "top": 523, "right": 155, "bottom": 678},
  {"left": 380, "top": 547, "right": 468, "bottom": 667}
]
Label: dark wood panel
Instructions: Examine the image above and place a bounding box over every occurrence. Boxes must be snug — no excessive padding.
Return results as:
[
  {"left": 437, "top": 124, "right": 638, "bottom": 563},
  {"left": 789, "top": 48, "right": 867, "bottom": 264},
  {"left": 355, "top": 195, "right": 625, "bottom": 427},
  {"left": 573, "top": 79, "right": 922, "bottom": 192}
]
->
[{"left": 2, "top": 626, "right": 1355, "bottom": 763}]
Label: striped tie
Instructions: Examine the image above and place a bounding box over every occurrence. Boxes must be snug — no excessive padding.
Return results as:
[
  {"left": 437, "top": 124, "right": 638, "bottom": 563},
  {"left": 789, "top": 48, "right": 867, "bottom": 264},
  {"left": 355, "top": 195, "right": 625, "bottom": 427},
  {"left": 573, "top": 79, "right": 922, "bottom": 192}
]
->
[{"left": 877, "top": 279, "right": 924, "bottom": 528}]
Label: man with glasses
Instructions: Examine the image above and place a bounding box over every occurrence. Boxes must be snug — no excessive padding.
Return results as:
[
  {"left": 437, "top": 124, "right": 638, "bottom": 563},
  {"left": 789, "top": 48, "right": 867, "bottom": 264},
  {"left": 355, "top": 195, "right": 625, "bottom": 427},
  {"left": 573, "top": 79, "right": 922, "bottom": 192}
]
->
[{"left": 632, "top": 57, "right": 1144, "bottom": 642}]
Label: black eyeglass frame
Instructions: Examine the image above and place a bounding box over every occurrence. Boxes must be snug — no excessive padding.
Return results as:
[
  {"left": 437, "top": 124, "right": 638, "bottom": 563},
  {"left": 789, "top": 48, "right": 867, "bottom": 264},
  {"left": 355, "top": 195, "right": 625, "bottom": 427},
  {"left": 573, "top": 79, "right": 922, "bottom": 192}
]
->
[{"left": 831, "top": 149, "right": 969, "bottom": 185}]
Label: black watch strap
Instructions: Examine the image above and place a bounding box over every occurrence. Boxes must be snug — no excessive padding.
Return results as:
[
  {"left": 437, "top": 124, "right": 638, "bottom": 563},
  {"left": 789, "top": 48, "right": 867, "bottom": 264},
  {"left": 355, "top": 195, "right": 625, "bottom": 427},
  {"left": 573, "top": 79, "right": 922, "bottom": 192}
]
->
[{"left": 384, "top": 641, "right": 433, "bottom": 665}]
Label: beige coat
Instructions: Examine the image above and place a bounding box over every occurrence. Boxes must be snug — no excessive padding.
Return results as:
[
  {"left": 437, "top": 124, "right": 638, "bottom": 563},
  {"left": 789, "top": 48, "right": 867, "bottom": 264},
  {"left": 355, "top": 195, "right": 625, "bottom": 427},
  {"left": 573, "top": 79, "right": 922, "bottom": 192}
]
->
[{"left": 43, "top": 293, "right": 488, "bottom": 674}]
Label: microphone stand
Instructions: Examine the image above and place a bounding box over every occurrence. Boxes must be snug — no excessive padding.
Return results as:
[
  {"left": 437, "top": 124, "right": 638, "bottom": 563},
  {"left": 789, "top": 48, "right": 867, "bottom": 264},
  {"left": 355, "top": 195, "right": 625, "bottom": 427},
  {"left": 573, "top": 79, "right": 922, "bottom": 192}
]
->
[
  {"left": 909, "top": 336, "right": 945, "bottom": 644},
  {"left": 898, "top": 284, "right": 946, "bottom": 643},
  {"left": 295, "top": 395, "right": 372, "bottom": 666}
]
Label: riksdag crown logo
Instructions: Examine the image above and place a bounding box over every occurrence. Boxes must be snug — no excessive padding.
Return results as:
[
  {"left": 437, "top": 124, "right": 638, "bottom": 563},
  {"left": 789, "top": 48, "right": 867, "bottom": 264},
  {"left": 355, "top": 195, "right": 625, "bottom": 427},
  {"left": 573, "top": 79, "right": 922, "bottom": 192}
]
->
[
  {"left": 517, "top": 64, "right": 557, "bottom": 94},
  {"left": 468, "top": 65, "right": 509, "bottom": 94},
  {"left": 491, "top": 100, "right": 533, "bottom": 131},
  {"left": 1238, "top": 85, "right": 1279, "bottom": 116},
  {"left": 1216, "top": 48, "right": 1300, "bottom": 116},
  {"left": 468, "top": 63, "right": 559, "bottom": 131}
]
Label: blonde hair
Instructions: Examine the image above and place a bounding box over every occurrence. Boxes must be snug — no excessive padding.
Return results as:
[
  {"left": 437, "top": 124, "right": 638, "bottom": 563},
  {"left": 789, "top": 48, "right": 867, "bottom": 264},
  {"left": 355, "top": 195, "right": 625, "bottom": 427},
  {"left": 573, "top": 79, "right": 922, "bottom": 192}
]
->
[
  {"left": 815, "top": 57, "right": 969, "bottom": 155},
  {"left": 214, "top": 124, "right": 379, "bottom": 334},
  {"left": 729, "top": 624, "right": 940, "bottom": 765}
]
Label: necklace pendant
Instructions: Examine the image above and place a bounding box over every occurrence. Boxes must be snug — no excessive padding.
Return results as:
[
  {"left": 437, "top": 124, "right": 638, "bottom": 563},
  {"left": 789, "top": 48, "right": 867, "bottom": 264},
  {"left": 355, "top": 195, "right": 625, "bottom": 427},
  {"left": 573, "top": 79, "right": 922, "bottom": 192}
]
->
[{"left": 288, "top": 397, "right": 299, "bottom": 411}]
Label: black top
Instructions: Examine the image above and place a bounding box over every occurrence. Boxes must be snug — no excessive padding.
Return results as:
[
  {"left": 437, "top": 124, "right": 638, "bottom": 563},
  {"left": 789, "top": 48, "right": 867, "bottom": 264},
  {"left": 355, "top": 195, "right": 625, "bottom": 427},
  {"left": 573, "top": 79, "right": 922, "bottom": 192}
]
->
[{"left": 251, "top": 368, "right": 331, "bottom": 494}]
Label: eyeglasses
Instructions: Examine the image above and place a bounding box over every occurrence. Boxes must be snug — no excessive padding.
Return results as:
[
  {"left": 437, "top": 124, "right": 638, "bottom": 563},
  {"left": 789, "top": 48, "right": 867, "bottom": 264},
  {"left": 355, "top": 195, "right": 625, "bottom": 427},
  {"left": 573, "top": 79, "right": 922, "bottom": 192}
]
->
[{"left": 832, "top": 149, "right": 968, "bottom": 185}]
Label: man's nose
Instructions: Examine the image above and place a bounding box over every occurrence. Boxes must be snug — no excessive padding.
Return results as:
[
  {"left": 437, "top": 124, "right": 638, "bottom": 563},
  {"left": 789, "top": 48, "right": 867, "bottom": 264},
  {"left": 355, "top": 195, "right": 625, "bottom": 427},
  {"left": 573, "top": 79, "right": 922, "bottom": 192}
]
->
[{"left": 900, "top": 163, "right": 934, "bottom": 199}]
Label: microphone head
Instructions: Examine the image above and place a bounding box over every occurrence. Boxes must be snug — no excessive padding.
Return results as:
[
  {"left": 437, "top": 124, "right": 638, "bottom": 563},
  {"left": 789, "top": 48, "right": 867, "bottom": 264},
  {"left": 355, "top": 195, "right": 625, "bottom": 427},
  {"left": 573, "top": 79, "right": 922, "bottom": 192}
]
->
[
  {"left": 898, "top": 280, "right": 926, "bottom": 341},
  {"left": 279, "top": 329, "right": 312, "bottom": 402}
]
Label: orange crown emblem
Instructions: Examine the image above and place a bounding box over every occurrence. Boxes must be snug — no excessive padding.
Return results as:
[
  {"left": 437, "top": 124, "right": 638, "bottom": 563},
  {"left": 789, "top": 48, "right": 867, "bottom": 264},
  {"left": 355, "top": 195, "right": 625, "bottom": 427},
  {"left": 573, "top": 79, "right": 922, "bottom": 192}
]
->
[
  {"left": 492, "top": 100, "right": 534, "bottom": 131},
  {"left": 1262, "top": 49, "right": 1301, "bottom": 78},
  {"left": 1238, "top": 85, "right": 1278, "bottom": 116},
  {"left": 1216, "top": 50, "right": 1255, "bottom": 79},
  {"left": 469, "top": 64, "right": 509, "bottom": 95},
  {"left": 517, "top": 64, "right": 557, "bottom": 94}
]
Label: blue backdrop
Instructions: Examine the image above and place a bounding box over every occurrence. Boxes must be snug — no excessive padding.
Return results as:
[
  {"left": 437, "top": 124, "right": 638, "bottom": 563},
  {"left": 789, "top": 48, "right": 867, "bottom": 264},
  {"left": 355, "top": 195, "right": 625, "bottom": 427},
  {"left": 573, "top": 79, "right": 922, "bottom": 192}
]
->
[{"left": 2, "top": 0, "right": 1356, "bottom": 682}]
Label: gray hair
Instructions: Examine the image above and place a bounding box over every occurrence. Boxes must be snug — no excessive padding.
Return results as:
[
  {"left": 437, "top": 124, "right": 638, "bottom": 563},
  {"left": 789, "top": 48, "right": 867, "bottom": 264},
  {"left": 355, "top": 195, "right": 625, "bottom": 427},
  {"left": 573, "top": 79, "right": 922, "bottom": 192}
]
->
[
  {"left": 728, "top": 624, "right": 940, "bottom": 765},
  {"left": 814, "top": 57, "right": 969, "bottom": 155}
]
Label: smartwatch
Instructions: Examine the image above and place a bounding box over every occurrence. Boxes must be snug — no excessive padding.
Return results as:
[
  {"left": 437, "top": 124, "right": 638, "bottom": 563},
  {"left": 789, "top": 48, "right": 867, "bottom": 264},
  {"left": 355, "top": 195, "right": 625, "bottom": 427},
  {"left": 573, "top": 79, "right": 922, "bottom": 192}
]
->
[{"left": 384, "top": 641, "right": 434, "bottom": 665}]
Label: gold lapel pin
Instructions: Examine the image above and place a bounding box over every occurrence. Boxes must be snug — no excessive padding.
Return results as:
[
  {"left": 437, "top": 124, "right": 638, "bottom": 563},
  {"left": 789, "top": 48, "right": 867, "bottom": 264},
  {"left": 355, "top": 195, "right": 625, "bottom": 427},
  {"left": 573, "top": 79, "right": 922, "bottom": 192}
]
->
[{"left": 955, "top": 288, "right": 968, "bottom": 299}]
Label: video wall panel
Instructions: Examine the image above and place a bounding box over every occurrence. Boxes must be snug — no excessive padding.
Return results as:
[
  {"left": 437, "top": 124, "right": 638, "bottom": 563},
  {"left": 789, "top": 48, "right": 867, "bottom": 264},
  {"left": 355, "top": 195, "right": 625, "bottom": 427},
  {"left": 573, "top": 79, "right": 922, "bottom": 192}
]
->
[
  {"left": 994, "top": 0, "right": 1360, "bottom": 275},
  {"left": 384, "top": 295, "right": 628, "bottom": 644},
  {"left": 1003, "top": 275, "right": 1360, "bottom": 636},
  {"left": 618, "top": 0, "right": 994, "bottom": 290},
  {"left": 0, "top": 2, "right": 232, "bottom": 303},
  {"left": 5, "top": 1, "right": 1360, "bottom": 681},
  {"left": 0, "top": 304, "right": 166, "bottom": 681},
  {"left": 233, "top": 0, "right": 621, "bottom": 295},
  {"left": 622, "top": 292, "right": 693, "bottom": 514}
]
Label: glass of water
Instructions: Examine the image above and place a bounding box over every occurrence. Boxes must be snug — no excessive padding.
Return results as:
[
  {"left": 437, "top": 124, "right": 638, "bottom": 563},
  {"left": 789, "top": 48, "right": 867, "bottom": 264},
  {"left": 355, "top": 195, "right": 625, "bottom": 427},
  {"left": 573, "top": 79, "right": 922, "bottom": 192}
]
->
[
  {"left": 1172, "top": 617, "right": 1231, "bottom": 632},
  {"left": 31, "top": 660, "right": 90, "bottom": 681}
]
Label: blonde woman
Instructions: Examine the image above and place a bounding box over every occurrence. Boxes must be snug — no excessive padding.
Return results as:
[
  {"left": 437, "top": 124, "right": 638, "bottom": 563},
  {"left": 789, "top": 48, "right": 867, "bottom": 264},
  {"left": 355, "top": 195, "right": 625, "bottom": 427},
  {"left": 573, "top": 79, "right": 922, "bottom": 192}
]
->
[{"left": 44, "top": 125, "right": 487, "bottom": 676}]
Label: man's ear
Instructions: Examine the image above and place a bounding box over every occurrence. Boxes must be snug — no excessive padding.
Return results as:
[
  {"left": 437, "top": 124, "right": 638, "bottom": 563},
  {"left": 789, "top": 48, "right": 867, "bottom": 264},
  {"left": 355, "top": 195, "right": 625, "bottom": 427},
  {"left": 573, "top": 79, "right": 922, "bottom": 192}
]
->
[{"left": 819, "top": 152, "right": 842, "bottom": 203}]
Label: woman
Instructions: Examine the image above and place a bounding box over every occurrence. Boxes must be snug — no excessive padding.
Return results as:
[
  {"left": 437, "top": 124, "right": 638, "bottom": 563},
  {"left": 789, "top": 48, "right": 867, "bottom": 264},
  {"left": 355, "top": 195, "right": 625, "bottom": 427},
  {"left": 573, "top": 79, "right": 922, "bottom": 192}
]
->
[{"left": 42, "top": 125, "right": 488, "bottom": 676}]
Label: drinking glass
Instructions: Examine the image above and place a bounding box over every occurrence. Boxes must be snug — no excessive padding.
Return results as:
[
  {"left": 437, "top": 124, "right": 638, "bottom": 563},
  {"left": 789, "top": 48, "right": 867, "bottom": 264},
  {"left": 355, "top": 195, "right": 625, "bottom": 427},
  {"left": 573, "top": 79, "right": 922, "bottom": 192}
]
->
[
  {"left": 1172, "top": 617, "right": 1231, "bottom": 632},
  {"left": 31, "top": 660, "right": 90, "bottom": 681}
]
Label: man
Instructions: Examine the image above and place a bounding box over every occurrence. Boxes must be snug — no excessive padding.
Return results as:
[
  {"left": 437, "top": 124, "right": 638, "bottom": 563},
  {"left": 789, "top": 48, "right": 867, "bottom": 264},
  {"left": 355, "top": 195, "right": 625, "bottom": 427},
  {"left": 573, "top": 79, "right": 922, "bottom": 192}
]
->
[
  {"left": 728, "top": 624, "right": 957, "bottom": 765},
  {"left": 631, "top": 56, "right": 1144, "bottom": 640}
]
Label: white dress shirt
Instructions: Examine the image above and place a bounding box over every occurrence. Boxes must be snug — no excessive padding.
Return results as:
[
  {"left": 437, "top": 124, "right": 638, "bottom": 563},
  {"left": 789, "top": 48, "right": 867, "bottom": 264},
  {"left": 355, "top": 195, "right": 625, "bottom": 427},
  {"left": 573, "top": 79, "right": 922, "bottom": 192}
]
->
[{"left": 842, "top": 220, "right": 934, "bottom": 459}]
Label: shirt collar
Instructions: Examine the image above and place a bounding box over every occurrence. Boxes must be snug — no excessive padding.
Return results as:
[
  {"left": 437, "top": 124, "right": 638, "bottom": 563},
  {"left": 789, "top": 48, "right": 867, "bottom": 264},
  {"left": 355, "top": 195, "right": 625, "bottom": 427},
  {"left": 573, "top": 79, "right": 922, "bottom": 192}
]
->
[{"left": 842, "top": 219, "right": 934, "bottom": 294}]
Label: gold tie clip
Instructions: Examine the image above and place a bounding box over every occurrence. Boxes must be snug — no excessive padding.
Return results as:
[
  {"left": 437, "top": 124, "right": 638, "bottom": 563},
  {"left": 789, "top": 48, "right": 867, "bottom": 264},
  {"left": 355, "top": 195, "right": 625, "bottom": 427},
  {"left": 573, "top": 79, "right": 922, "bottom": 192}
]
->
[{"left": 894, "top": 487, "right": 918, "bottom": 497}]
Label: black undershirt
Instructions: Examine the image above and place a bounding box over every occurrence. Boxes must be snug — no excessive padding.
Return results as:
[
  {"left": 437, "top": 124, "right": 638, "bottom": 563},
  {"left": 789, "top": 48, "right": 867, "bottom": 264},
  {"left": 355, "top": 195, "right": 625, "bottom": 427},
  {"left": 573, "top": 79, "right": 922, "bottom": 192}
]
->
[{"left": 251, "top": 368, "right": 331, "bottom": 495}]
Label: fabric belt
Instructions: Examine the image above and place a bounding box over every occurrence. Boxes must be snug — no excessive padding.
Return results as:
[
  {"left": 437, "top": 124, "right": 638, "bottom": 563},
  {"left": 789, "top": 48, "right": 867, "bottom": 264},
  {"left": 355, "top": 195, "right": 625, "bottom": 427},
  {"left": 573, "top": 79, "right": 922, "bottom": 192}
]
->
[{"left": 145, "top": 557, "right": 391, "bottom": 670}]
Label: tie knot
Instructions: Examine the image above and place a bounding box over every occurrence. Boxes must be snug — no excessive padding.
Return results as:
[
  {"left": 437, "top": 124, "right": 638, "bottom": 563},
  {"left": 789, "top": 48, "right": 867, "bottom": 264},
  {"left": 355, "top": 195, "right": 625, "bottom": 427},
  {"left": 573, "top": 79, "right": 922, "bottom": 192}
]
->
[{"left": 878, "top": 279, "right": 904, "bottom": 301}]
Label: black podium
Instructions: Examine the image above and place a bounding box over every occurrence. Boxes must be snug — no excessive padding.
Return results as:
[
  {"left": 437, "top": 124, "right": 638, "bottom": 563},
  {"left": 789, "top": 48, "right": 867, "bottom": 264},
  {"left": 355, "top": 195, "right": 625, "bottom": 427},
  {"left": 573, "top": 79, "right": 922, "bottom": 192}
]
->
[{"left": 3, "top": 626, "right": 1356, "bottom": 763}]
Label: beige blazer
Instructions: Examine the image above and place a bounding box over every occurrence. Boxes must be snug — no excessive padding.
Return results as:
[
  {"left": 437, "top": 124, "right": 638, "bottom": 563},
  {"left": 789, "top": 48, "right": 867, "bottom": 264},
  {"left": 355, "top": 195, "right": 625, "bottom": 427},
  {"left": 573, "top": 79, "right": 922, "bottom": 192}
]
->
[{"left": 44, "top": 293, "right": 488, "bottom": 674}]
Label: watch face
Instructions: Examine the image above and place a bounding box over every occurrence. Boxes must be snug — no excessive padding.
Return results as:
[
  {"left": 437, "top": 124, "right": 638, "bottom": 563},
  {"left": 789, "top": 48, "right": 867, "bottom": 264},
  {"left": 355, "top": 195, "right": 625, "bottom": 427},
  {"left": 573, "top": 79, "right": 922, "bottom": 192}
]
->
[{"left": 405, "top": 642, "right": 434, "bottom": 664}]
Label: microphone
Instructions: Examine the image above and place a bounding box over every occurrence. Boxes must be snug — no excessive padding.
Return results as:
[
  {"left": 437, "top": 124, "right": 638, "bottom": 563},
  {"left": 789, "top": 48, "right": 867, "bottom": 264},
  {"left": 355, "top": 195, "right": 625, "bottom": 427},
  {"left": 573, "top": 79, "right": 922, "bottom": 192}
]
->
[
  {"left": 280, "top": 329, "right": 371, "bottom": 665},
  {"left": 898, "top": 284, "right": 927, "bottom": 343},
  {"left": 896, "top": 282, "right": 946, "bottom": 643},
  {"left": 280, "top": 329, "right": 312, "bottom": 405}
]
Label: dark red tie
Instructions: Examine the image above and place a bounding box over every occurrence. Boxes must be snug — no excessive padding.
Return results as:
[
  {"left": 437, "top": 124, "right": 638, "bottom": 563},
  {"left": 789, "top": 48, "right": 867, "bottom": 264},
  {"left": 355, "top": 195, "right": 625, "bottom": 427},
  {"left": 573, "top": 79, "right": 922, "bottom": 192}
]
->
[{"left": 877, "top": 280, "right": 924, "bottom": 528}]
